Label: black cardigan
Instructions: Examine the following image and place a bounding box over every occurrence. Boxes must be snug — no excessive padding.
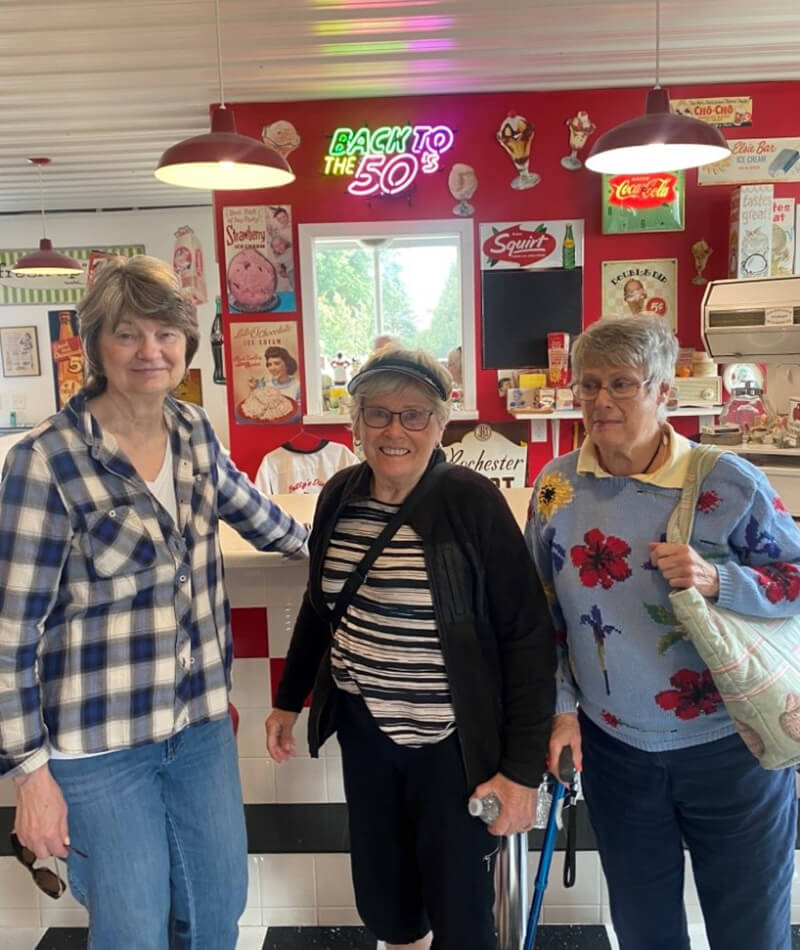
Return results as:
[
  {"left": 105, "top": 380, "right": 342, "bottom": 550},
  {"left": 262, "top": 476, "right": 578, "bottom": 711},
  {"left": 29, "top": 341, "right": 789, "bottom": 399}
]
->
[{"left": 274, "top": 451, "right": 556, "bottom": 789}]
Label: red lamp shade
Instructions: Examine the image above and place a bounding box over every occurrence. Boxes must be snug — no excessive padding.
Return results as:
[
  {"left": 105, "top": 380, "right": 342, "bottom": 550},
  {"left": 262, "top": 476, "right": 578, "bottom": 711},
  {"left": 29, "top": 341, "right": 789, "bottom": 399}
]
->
[
  {"left": 11, "top": 238, "right": 83, "bottom": 276},
  {"left": 585, "top": 86, "right": 731, "bottom": 175},
  {"left": 155, "top": 106, "right": 296, "bottom": 190}
]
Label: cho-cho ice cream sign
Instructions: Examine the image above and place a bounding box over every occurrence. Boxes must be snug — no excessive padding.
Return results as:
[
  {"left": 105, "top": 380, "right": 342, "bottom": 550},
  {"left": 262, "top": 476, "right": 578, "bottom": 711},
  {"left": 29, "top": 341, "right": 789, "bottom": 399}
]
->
[
  {"left": 323, "top": 124, "right": 455, "bottom": 197},
  {"left": 479, "top": 220, "right": 584, "bottom": 270}
]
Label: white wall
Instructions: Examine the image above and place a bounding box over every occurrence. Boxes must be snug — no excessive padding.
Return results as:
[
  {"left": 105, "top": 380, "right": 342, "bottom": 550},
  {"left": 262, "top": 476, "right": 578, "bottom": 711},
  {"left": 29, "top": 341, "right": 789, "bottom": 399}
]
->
[{"left": 0, "top": 206, "right": 229, "bottom": 446}]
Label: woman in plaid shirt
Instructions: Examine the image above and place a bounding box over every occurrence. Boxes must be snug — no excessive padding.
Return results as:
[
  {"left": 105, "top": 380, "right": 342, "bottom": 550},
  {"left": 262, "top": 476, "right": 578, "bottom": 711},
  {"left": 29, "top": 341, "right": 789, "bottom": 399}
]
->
[{"left": 0, "top": 256, "right": 307, "bottom": 948}]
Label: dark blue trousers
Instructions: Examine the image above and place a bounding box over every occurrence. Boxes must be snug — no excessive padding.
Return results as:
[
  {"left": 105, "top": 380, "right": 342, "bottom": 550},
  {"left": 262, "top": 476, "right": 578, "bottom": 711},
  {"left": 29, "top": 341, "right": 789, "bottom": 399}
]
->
[{"left": 579, "top": 711, "right": 796, "bottom": 950}]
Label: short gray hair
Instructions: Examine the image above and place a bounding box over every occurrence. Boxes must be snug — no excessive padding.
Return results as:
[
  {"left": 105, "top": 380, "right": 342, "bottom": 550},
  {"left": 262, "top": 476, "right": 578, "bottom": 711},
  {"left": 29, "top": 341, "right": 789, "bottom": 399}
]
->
[
  {"left": 76, "top": 255, "right": 199, "bottom": 398},
  {"left": 572, "top": 316, "right": 677, "bottom": 419},
  {"left": 348, "top": 344, "right": 451, "bottom": 431}
]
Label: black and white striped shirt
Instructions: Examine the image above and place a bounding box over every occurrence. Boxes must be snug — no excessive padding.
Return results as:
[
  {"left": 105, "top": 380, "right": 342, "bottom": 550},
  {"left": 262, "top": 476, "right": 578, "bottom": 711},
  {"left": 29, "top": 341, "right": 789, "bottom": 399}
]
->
[{"left": 324, "top": 498, "right": 456, "bottom": 747}]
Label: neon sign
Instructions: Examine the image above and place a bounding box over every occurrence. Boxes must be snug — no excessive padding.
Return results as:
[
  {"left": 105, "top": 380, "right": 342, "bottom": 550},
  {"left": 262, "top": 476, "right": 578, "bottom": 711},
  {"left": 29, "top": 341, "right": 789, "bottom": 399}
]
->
[{"left": 323, "top": 124, "right": 455, "bottom": 197}]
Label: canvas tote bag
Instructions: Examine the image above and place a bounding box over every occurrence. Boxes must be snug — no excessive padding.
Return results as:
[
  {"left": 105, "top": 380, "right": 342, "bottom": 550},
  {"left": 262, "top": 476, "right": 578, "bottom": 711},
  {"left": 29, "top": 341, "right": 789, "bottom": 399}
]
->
[{"left": 666, "top": 444, "right": 800, "bottom": 769}]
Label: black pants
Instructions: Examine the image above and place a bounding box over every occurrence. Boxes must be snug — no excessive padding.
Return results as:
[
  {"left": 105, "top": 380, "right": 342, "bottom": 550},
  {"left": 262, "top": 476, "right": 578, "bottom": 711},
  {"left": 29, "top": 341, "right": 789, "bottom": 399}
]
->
[{"left": 337, "top": 692, "right": 497, "bottom": 948}]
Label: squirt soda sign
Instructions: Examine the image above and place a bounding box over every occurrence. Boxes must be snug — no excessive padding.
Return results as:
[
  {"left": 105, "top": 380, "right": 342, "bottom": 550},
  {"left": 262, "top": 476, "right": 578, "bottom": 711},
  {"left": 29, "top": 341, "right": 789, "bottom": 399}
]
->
[{"left": 479, "top": 221, "right": 584, "bottom": 270}]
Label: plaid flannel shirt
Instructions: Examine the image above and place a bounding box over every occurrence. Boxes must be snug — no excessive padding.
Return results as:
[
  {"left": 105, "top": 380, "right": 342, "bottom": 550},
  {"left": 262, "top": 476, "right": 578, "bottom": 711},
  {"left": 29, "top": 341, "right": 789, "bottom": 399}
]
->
[{"left": 0, "top": 394, "right": 307, "bottom": 777}]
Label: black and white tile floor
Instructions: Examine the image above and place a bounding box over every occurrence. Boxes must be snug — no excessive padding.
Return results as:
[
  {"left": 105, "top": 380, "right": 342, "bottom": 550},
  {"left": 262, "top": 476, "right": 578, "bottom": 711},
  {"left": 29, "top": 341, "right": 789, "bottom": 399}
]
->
[{"left": 5, "top": 924, "right": 800, "bottom": 949}]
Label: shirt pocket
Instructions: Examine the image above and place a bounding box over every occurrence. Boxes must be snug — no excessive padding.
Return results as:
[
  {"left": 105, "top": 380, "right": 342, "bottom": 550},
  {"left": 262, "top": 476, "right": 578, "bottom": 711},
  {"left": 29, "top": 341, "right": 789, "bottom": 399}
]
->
[{"left": 82, "top": 505, "right": 158, "bottom": 579}]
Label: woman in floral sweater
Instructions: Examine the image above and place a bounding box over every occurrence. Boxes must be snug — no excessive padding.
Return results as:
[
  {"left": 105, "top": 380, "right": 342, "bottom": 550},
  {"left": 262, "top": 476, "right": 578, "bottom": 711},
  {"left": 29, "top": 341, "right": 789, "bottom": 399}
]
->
[{"left": 526, "top": 316, "right": 800, "bottom": 950}]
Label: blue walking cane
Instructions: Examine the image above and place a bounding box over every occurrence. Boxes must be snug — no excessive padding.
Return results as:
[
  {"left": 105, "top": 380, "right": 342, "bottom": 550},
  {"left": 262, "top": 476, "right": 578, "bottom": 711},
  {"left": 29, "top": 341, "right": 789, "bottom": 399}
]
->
[{"left": 523, "top": 746, "right": 579, "bottom": 949}]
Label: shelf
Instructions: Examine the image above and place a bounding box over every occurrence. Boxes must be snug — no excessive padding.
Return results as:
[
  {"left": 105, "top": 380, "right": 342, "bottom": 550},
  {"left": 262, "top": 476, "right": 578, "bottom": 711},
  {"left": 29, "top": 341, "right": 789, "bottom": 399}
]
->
[
  {"left": 718, "top": 444, "right": 800, "bottom": 458},
  {"left": 514, "top": 407, "right": 724, "bottom": 455}
]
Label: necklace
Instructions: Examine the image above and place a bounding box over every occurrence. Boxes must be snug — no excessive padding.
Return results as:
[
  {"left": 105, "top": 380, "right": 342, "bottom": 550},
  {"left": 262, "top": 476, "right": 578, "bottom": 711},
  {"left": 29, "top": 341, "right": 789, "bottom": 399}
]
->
[{"left": 643, "top": 431, "right": 664, "bottom": 474}]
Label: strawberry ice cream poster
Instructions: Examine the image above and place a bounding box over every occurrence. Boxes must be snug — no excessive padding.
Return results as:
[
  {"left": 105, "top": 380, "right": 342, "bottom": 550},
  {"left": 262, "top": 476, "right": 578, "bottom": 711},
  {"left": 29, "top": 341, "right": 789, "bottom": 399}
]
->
[
  {"left": 480, "top": 220, "right": 584, "bottom": 270},
  {"left": 223, "top": 205, "right": 296, "bottom": 313}
]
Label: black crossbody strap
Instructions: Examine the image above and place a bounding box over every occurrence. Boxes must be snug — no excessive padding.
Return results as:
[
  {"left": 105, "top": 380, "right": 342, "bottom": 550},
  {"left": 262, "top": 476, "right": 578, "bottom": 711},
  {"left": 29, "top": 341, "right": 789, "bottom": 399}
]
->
[{"left": 329, "top": 462, "right": 451, "bottom": 633}]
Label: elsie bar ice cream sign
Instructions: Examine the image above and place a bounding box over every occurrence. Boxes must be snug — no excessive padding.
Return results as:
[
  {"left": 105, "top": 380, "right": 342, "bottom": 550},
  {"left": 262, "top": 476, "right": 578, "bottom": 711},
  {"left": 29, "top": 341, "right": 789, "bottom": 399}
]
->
[
  {"left": 698, "top": 137, "right": 800, "bottom": 185},
  {"left": 322, "top": 123, "right": 455, "bottom": 197},
  {"left": 480, "top": 220, "right": 584, "bottom": 270}
]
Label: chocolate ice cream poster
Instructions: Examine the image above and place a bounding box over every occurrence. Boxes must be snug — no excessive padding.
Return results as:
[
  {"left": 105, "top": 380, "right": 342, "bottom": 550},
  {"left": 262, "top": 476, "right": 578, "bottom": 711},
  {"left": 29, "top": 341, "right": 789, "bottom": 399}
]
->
[
  {"left": 601, "top": 260, "right": 677, "bottom": 333},
  {"left": 480, "top": 221, "right": 584, "bottom": 270},
  {"left": 230, "top": 320, "right": 301, "bottom": 425},
  {"left": 698, "top": 137, "right": 800, "bottom": 185},
  {"left": 222, "top": 206, "right": 296, "bottom": 314}
]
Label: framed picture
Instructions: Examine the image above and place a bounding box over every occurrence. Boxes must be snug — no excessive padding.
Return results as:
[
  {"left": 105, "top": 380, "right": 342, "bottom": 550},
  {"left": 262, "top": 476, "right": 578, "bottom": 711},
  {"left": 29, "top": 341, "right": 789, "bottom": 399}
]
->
[
  {"left": 601, "top": 259, "right": 678, "bottom": 332},
  {"left": 0, "top": 325, "right": 40, "bottom": 377},
  {"left": 601, "top": 171, "right": 685, "bottom": 233}
]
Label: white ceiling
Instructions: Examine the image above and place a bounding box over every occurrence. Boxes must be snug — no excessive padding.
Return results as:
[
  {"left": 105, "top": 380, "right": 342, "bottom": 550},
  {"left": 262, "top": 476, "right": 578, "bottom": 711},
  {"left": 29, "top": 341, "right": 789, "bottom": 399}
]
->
[{"left": 1, "top": 0, "right": 799, "bottom": 216}]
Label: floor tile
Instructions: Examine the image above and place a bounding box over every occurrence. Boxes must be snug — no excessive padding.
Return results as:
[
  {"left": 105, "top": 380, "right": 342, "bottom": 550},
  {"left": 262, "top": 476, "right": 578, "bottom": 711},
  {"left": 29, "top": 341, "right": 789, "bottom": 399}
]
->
[{"left": 263, "top": 926, "right": 375, "bottom": 949}]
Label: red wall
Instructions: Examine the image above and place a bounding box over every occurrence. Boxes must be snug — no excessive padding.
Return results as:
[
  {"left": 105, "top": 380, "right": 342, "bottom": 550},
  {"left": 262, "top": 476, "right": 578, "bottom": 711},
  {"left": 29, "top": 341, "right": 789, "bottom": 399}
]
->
[{"left": 214, "top": 81, "right": 800, "bottom": 480}]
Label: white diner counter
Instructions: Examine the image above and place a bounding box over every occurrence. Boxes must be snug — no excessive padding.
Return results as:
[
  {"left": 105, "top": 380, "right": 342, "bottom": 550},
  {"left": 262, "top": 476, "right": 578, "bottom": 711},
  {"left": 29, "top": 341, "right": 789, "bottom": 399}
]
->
[{"left": 220, "top": 488, "right": 532, "bottom": 608}]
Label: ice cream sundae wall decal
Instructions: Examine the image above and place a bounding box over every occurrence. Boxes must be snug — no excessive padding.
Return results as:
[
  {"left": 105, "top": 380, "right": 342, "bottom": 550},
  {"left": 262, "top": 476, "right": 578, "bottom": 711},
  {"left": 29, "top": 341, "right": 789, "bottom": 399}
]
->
[
  {"left": 496, "top": 112, "right": 540, "bottom": 190},
  {"left": 230, "top": 320, "right": 301, "bottom": 425},
  {"left": 223, "top": 205, "right": 296, "bottom": 314},
  {"left": 691, "top": 239, "right": 713, "bottom": 285},
  {"left": 561, "top": 110, "right": 596, "bottom": 170}
]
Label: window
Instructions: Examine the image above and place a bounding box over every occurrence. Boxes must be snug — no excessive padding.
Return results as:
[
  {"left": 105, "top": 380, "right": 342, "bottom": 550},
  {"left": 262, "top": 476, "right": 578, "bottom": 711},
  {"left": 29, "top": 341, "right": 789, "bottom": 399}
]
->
[{"left": 299, "top": 220, "right": 476, "bottom": 421}]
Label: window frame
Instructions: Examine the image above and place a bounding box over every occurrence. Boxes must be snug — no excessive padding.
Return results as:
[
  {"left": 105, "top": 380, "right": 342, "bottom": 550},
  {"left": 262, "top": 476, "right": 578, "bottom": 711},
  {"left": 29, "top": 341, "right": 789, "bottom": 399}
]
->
[{"left": 298, "top": 218, "right": 477, "bottom": 423}]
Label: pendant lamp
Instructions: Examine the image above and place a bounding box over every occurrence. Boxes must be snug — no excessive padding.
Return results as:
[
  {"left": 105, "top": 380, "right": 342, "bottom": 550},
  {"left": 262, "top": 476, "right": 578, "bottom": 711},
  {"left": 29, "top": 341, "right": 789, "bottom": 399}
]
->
[
  {"left": 154, "top": 0, "right": 294, "bottom": 190},
  {"left": 11, "top": 159, "right": 83, "bottom": 276},
  {"left": 584, "top": 0, "right": 731, "bottom": 175}
]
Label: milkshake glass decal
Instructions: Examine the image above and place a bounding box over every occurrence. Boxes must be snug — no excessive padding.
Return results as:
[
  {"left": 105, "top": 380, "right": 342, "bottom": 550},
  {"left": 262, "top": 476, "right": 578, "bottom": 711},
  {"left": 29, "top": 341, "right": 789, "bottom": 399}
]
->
[
  {"left": 561, "top": 111, "right": 596, "bottom": 170},
  {"left": 496, "top": 112, "right": 540, "bottom": 190},
  {"left": 448, "top": 163, "right": 478, "bottom": 216}
]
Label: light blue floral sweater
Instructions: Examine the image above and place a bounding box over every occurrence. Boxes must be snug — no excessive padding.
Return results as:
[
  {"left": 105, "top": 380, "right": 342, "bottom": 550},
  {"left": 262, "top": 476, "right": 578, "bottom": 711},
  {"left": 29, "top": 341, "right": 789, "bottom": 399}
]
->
[{"left": 525, "top": 426, "right": 800, "bottom": 751}]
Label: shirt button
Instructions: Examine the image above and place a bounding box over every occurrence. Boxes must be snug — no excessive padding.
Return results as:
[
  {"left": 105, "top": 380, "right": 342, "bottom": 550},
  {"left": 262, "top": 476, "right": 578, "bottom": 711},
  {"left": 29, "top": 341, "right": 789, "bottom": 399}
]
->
[
  {"left": 178, "top": 573, "right": 188, "bottom": 583},
  {"left": 109, "top": 509, "right": 116, "bottom": 518}
]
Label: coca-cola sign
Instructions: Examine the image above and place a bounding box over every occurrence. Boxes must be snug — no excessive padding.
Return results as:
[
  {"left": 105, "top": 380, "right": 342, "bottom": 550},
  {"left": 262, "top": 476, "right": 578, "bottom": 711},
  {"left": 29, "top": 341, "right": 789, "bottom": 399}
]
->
[
  {"left": 607, "top": 173, "right": 679, "bottom": 210},
  {"left": 482, "top": 224, "right": 557, "bottom": 267}
]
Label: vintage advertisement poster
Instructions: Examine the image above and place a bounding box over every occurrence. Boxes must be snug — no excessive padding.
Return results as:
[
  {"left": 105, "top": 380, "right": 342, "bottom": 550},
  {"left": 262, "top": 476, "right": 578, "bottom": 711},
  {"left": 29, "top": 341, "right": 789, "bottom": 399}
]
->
[
  {"left": 222, "top": 205, "right": 295, "bottom": 314},
  {"left": 442, "top": 421, "right": 529, "bottom": 489},
  {"left": 602, "top": 172, "right": 685, "bottom": 233},
  {"left": 230, "top": 320, "right": 301, "bottom": 425},
  {"left": 0, "top": 244, "right": 145, "bottom": 306},
  {"left": 601, "top": 259, "right": 677, "bottom": 331},
  {"left": 480, "top": 220, "right": 584, "bottom": 270},
  {"left": 698, "top": 137, "right": 800, "bottom": 185},
  {"left": 48, "top": 310, "right": 84, "bottom": 409},
  {"left": 670, "top": 96, "right": 752, "bottom": 127},
  {"left": 0, "top": 326, "right": 40, "bottom": 377},
  {"left": 172, "top": 368, "right": 203, "bottom": 406}
]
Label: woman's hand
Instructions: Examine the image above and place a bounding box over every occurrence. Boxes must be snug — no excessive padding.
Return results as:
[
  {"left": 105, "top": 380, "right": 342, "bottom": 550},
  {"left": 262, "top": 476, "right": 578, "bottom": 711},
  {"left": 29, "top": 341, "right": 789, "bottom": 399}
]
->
[
  {"left": 648, "top": 542, "right": 719, "bottom": 597},
  {"left": 265, "top": 709, "right": 299, "bottom": 763},
  {"left": 13, "top": 765, "right": 69, "bottom": 860},
  {"left": 548, "top": 712, "right": 582, "bottom": 784},
  {"left": 471, "top": 773, "right": 537, "bottom": 837}
]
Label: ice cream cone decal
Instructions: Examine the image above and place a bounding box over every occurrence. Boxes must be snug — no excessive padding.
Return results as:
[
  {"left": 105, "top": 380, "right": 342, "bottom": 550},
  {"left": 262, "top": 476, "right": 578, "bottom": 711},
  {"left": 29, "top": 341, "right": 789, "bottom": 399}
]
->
[
  {"left": 261, "top": 120, "right": 301, "bottom": 161},
  {"left": 496, "top": 112, "right": 540, "bottom": 190},
  {"left": 561, "top": 110, "right": 596, "bottom": 170},
  {"left": 447, "top": 163, "right": 478, "bottom": 216}
]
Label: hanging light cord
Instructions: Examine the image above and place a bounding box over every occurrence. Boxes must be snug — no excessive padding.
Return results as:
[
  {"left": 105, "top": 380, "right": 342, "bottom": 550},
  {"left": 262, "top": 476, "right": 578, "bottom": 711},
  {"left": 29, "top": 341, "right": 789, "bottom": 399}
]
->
[
  {"left": 214, "top": 0, "right": 226, "bottom": 108},
  {"left": 654, "top": 0, "right": 661, "bottom": 87},
  {"left": 37, "top": 163, "right": 48, "bottom": 240}
]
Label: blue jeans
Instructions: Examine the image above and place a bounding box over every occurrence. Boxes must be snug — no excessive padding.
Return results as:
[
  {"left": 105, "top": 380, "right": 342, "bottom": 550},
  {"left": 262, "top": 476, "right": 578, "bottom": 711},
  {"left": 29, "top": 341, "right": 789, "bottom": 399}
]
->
[
  {"left": 49, "top": 717, "right": 247, "bottom": 950},
  {"left": 579, "top": 711, "right": 796, "bottom": 950}
]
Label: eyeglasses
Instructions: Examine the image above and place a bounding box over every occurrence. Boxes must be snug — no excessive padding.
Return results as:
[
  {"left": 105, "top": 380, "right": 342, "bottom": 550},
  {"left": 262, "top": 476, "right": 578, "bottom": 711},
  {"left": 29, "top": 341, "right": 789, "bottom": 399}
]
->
[
  {"left": 10, "top": 832, "right": 86, "bottom": 899},
  {"left": 361, "top": 406, "right": 435, "bottom": 431},
  {"left": 570, "top": 377, "right": 650, "bottom": 401}
]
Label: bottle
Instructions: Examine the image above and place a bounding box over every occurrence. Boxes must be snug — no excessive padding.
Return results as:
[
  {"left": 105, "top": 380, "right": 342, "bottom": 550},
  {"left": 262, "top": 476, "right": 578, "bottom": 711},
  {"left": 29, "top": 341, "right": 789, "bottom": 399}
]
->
[
  {"left": 562, "top": 223, "right": 576, "bottom": 269},
  {"left": 468, "top": 792, "right": 501, "bottom": 825},
  {"left": 211, "top": 296, "right": 226, "bottom": 384},
  {"left": 55, "top": 311, "right": 84, "bottom": 409}
]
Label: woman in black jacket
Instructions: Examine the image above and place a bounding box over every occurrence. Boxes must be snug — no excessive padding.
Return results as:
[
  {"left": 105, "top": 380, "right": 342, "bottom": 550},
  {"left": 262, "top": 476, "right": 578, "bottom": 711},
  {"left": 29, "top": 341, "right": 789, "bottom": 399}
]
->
[{"left": 266, "top": 344, "right": 555, "bottom": 950}]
